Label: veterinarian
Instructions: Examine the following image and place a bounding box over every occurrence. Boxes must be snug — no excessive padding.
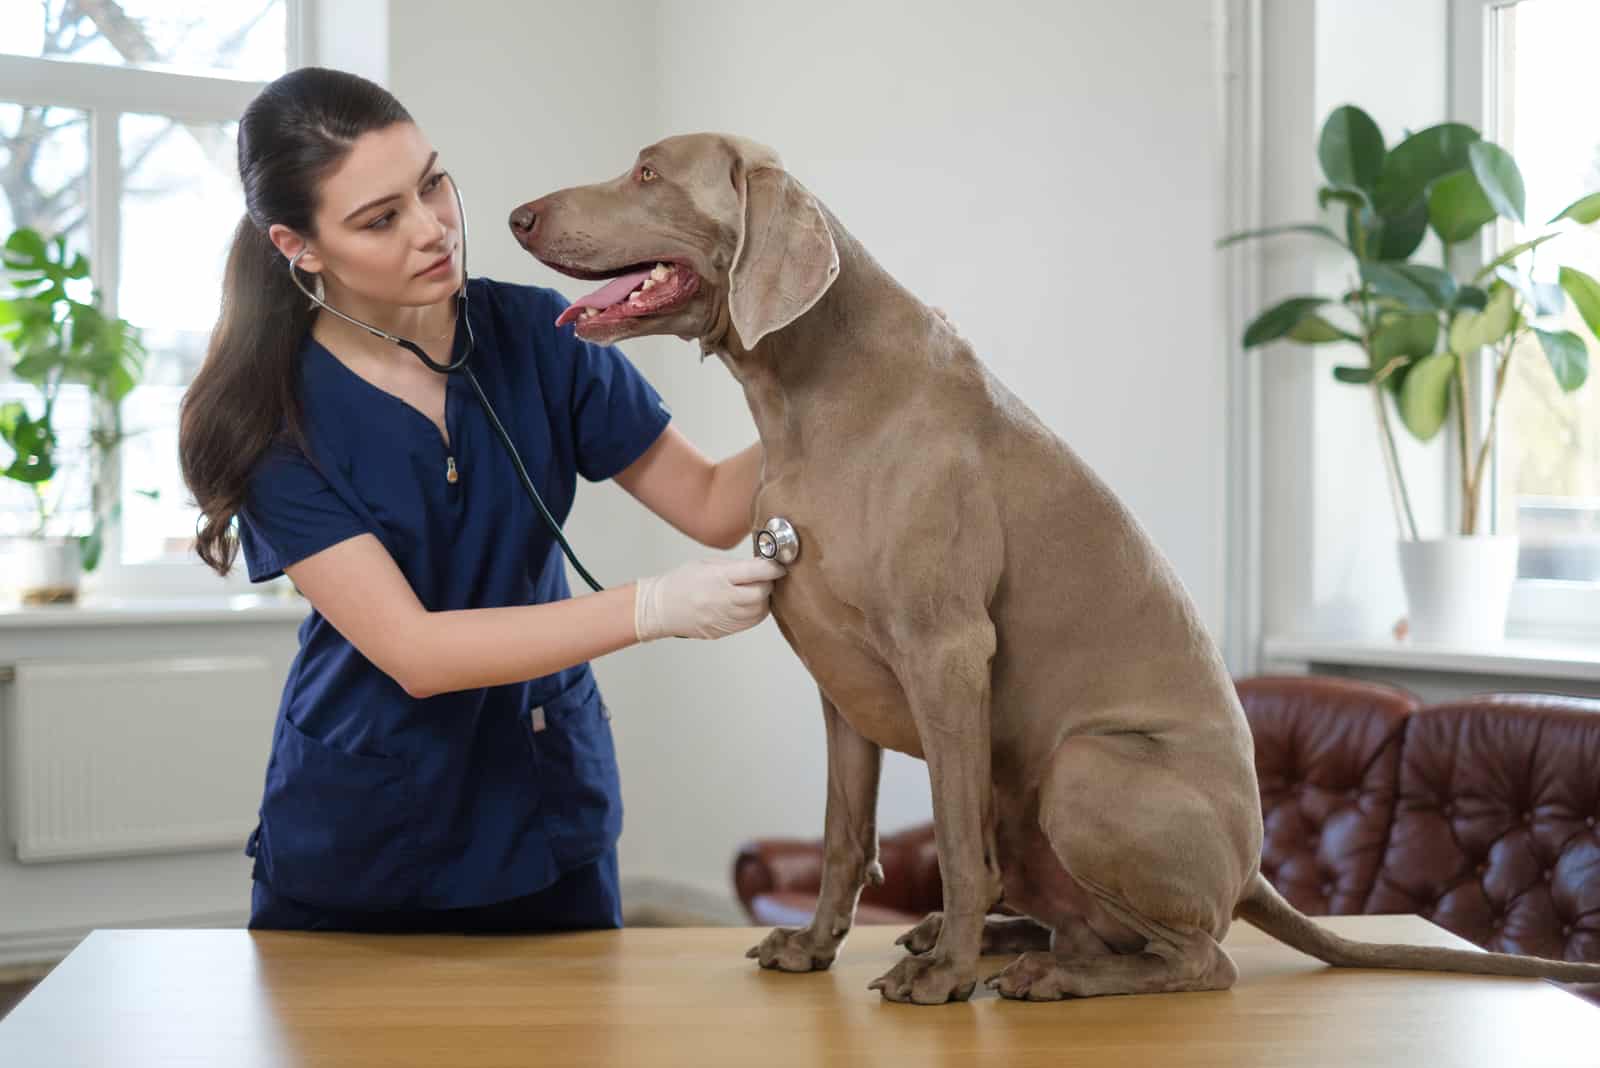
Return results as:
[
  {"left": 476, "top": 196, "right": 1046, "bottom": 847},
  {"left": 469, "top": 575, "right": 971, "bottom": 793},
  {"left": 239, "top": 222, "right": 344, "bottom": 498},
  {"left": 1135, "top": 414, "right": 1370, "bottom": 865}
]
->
[{"left": 176, "top": 67, "right": 782, "bottom": 933}]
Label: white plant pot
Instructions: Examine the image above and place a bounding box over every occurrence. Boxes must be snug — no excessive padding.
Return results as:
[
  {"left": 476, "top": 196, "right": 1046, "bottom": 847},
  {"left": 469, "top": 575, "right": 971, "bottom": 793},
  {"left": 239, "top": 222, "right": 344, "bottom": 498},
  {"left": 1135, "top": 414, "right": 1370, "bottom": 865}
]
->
[
  {"left": 1396, "top": 535, "right": 1519, "bottom": 645},
  {"left": 12, "top": 537, "right": 81, "bottom": 605}
]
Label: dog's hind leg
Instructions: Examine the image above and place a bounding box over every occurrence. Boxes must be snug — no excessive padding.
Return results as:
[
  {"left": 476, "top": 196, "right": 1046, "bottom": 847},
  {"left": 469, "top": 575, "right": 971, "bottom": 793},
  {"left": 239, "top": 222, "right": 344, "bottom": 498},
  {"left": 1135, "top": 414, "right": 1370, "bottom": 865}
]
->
[
  {"left": 987, "top": 926, "right": 1237, "bottom": 1000},
  {"left": 989, "top": 730, "right": 1254, "bottom": 1002},
  {"left": 896, "top": 912, "right": 1055, "bottom": 956}
]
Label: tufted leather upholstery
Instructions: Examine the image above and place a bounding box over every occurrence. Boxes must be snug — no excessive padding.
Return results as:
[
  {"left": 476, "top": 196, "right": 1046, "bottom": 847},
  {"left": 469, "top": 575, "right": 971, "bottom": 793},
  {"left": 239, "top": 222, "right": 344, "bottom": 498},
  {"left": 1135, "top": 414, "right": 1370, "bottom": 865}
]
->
[
  {"left": 734, "top": 823, "right": 941, "bottom": 928},
  {"left": 731, "top": 676, "right": 1600, "bottom": 1002},
  {"left": 1238, "top": 676, "right": 1417, "bottom": 916},
  {"left": 1363, "top": 696, "right": 1600, "bottom": 970}
]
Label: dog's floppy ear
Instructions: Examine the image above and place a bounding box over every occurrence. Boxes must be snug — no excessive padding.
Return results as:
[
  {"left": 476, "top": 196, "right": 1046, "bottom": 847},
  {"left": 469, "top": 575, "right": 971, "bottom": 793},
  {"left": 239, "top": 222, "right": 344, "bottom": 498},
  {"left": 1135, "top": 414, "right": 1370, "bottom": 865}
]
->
[{"left": 729, "top": 166, "right": 840, "bottom": 350}]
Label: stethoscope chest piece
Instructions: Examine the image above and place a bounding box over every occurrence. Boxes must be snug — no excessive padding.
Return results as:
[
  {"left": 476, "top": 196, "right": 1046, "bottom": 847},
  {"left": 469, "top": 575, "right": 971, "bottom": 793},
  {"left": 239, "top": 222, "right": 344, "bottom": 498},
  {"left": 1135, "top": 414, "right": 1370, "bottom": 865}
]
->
[{"left": 754, "top": 516, "right": 801, "bottom": 565}]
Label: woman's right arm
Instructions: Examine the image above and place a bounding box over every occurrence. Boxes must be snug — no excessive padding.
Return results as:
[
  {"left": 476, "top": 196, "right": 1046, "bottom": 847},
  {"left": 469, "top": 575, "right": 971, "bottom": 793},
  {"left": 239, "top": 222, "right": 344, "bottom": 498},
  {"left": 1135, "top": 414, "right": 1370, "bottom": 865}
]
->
[{"left": 286, "top": 533, "right": 782, "bottom": 699}]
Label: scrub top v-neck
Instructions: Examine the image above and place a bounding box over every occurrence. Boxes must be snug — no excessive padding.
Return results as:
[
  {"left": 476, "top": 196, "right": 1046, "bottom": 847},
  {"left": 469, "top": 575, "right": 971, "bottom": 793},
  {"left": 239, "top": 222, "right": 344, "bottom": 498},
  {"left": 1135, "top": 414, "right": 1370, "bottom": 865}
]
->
[
  {"left": 316, "top": 326, "right": 462, "bottom": 474},
  {"left": 235, "top": 277, "right": 672, "bottom": 912}
]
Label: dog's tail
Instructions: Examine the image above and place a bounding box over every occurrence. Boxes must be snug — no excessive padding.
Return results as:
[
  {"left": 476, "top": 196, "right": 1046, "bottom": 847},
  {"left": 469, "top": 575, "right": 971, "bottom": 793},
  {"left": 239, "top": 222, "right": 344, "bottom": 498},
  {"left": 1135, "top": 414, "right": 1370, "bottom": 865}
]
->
[{"left": 1234, "top": 873, "right": 1600, "bottom": 981}]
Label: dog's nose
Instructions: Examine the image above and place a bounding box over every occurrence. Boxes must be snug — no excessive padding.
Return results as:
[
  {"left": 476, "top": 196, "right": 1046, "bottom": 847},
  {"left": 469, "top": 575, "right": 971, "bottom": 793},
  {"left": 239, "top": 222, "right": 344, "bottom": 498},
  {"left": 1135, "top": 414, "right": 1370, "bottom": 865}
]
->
[{"left": 508, "top": 204, "right": 537, "bottom": 235}]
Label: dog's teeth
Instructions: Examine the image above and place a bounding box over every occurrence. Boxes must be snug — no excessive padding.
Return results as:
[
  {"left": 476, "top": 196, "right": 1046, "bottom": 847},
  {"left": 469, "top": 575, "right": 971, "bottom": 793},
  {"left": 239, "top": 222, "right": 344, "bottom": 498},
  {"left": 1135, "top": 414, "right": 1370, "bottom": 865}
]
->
[
  {"left": 641, "top": 278, "right": 657, "bottom": 291},
  {"left": 581, "top": 307, "right": 599, "bottom": 319},
  {"left": 629, "top": 291, "right": 644, "bottom": 304},
  {"left": 651, "top": 264, "right": 671, "bottom": 281}
]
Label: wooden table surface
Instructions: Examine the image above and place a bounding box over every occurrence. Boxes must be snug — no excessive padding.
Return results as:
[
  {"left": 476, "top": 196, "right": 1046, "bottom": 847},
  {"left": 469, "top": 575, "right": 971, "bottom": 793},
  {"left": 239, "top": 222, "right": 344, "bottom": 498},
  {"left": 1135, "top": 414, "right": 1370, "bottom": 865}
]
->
[{"left": 0, "top": 916, "right": 1593, "bottom": 1067}]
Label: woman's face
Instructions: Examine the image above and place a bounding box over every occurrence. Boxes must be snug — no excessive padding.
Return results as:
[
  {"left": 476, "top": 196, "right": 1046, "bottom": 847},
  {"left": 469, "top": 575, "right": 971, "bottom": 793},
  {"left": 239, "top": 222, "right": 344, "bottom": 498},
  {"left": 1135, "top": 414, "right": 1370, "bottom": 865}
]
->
[{"left": 272, "top": 121, "right": 462, "bottom": 307}]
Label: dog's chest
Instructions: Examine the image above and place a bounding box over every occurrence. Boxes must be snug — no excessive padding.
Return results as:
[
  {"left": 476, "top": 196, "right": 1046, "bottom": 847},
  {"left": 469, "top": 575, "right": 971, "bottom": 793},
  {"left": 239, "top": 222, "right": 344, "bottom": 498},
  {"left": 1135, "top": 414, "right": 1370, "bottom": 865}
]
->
[{"left": 755, "top": 478, "right": 922, "bottom": 757}]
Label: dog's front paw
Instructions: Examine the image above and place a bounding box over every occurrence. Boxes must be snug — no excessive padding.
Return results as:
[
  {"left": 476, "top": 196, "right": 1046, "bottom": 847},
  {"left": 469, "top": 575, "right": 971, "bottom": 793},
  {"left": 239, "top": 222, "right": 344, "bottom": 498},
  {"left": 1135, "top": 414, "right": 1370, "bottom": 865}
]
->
[
  {"left": 868, "top": 953, "right": 976, "bottom": 1004},
  {"left": 745, "top": 926, "right": 839, "bottom": 972}
]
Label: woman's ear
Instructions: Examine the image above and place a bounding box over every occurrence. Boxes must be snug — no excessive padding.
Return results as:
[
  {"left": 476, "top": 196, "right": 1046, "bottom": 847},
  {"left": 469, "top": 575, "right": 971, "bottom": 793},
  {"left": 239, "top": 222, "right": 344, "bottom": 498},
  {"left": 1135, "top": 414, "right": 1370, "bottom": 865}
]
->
[{"left": 268, "top": 223, "right": 320, "bottom": 273}]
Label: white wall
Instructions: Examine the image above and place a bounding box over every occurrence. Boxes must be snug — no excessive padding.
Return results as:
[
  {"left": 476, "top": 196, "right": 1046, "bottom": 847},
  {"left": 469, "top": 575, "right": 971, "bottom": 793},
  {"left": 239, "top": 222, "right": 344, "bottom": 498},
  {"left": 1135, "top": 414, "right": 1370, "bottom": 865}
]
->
[{"left": 390, "top": 0, "right": 1230, "bottom": 902}]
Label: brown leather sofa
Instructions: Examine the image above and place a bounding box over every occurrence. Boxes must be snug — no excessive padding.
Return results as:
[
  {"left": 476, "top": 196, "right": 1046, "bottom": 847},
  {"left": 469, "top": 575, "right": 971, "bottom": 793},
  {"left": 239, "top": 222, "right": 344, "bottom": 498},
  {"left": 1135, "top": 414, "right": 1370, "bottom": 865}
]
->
[{"left": 732, "top": 676, "right": 1600, "bottom": 1001}]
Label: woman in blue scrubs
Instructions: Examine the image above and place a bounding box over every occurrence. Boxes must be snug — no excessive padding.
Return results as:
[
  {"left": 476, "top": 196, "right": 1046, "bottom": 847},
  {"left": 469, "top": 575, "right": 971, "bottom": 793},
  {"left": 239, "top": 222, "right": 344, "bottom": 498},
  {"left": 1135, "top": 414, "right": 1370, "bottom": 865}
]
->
[{"left": 177, "top": 67, "right": 783, "bottom": 933}]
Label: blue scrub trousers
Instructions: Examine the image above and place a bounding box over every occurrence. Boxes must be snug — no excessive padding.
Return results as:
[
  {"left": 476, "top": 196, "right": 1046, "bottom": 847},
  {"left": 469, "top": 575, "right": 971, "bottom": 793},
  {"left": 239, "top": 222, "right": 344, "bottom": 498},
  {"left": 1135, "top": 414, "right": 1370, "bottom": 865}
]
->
[{"left": 247, "top": 848, "right": 623, "bottom": 933}]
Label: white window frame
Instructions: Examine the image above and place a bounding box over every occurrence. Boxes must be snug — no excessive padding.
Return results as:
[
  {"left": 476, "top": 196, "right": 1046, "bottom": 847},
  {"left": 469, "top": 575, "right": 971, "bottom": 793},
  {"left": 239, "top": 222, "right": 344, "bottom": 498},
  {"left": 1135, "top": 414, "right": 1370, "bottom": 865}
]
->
[
  {"left": 0, "top": 2, "right": 311, "bottom": 598},
  {"left": 1449, "top": 0, "right": 1600, "bottom": 637}
]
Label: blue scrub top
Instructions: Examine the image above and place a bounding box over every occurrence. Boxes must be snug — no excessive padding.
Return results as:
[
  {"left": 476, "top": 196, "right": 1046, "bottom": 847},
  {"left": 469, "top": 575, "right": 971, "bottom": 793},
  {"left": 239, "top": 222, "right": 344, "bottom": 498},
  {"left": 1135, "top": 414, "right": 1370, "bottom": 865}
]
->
[{"left": 236, "top": 277, "right": 671, "bottom": 912}]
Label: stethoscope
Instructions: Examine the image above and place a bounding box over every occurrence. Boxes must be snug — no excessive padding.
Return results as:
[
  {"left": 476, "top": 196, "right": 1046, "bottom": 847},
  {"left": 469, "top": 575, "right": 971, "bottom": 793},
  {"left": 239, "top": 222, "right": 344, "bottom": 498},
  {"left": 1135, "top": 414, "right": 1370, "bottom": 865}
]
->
[{"left": 285, "top": 174, "right": 802, "bottom": 595}]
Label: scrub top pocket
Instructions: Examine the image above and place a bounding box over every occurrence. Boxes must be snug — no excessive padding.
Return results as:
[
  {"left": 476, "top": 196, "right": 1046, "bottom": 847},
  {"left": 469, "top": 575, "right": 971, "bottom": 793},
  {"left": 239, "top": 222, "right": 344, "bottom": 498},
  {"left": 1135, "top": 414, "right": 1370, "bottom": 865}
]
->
[
  {"left": 527, "top": 672, "right": 622, "bottom": 868},
  {"left": 257, "top": 715, "right": 417, "bottom": 910}
]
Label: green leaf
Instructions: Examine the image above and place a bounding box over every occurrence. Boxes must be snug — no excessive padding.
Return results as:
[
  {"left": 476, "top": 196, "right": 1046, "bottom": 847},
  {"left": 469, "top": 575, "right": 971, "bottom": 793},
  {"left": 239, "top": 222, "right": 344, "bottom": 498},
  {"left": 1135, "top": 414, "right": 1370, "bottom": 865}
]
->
[
  {"left": 1427, "top": 169, "right": 1497, "bottom": 243},
  {"left": 1448, "top": 282, "right": 1516, "bottom": 353},
  {"left": 1467, "top": 141, "right": 1525, "bottom": 223},
  {"left": 0, "top": 403, "right": 56, "bottom": 484},
  {"left": 1342, "top": 193, "right": 1428, "bottom": 262},
  {"left": 1533, "top": 281, "right": 1564, "bottom": 317},
  {"left": 1474, "top": 233, "right": 1560, "bottom": 282},
  {"left": 11, "top": 352, "right": 56, "bottom": 383},
  {"left": 2, "top": 229, "right": 48, "bottom": 270},
  {"left": 1397, "top": 351, "right": 1457, "bottom": 441},
  {"left": 1362, "top": 262, "right": 1457, "bottom": 310},
  {"left": 11, "top": 413, "right": 53, "bottom": 457},
  {"left": 1374, "top": 198, "right": 1430, "bottom": 261},
  {"left": 79, "top": 522, "right": 103, "bottom": 573},
  {"left": 1533, "top": 327, "right": 1589, "bottom": 391},
  {"left": 1242, "top": 296, "right": 1328, "bottom": 347},
  {"left": 1319, "top": 105, "right": 1386, "bottom": 191},
  {"left": 1372, "top": 310, "right": 1441, "bottom": 399},
  {"left": 1374, "top": 123, "right": 1481, "bottom": 216},
  {"left": 1452, "top": 285, "right": 1489, "bottom": 312},
  {"left": 1319, "top": 185, "right": 1372, "bottom": 212},
  {"left": 1216, "top": 223, "right": 1347, "bottom": 250},
  {"left": 1496, "top": 266, "right": 1565, "bottom": 317},
  {"left": 1287, "top": 313, "right": 1356, "bottom": 343},
  {"left": 1559, "top": 265, "right": 1600, "bottom": 342},
  {"left": 107, "top": 363, "right": 136, "bottom": 403},
  {"left": 1372, "top": 311, "right": 1440, "bottom": 363},
  {"left": 1333, "top": 365, "right": 1376, "bottom": 384},
  {"left": 1549, "top": 190, "right": 1600, "bottom": 225},
  {"left": 4, "top": 454, "right": 54, "bottom": 483},
  {"left": 0, "top": 400, "right": 24, "bottom": 441}
]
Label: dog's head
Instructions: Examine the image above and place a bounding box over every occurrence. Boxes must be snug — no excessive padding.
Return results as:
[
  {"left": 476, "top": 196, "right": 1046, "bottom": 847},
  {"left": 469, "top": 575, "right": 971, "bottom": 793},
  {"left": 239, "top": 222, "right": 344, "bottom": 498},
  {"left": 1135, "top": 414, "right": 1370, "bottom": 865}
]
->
[{"left": 509, "top": 133, "right": 839, "bottom": 351}]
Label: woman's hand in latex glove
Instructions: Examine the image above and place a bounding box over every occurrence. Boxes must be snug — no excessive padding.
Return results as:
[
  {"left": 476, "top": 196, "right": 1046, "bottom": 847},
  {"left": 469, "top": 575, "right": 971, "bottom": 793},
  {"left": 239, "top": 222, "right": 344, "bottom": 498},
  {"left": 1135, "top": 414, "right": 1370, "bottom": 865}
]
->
[{"left": 634, "top": 557, "right": 787, "bottom": 641}]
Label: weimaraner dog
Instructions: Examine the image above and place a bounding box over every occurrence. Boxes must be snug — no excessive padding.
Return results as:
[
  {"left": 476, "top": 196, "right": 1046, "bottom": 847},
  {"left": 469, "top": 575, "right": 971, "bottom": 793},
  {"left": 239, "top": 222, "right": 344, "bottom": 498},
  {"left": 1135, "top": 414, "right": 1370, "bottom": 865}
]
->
[{"left": 508, "top": 134, "right": 1600, "bottom": 1004}]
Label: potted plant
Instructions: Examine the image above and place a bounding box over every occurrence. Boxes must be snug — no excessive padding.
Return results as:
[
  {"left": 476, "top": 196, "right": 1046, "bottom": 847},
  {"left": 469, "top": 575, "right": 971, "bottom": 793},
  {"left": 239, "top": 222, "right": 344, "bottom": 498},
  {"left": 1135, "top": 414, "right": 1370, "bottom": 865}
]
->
[
  {"left": 1223, "top": 104, "right": 1594, "bottom": 644},
  {"left": 0, "top": 228, "right": 145, "bottom": 603}
]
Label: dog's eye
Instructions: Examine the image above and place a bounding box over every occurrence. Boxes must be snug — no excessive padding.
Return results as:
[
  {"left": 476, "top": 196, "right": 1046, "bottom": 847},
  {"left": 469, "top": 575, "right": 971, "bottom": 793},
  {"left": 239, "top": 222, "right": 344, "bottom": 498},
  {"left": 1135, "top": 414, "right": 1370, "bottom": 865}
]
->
[{"left": 640, "top": 165, "right": 658, "bottom": 183}]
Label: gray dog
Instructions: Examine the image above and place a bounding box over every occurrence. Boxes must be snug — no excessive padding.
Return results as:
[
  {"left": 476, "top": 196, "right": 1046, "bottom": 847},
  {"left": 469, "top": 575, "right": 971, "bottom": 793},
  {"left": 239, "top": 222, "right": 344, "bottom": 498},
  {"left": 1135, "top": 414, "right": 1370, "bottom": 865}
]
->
[{"left": 510, "top": 134, "right": 1600, "bottom": 1004}]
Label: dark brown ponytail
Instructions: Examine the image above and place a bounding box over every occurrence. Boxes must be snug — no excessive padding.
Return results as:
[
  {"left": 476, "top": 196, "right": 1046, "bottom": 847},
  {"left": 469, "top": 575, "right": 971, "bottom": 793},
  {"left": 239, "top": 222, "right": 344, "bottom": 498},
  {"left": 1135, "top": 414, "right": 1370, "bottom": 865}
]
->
[{"left": 179, "top": 67, "right": 411, "bottom": 576}]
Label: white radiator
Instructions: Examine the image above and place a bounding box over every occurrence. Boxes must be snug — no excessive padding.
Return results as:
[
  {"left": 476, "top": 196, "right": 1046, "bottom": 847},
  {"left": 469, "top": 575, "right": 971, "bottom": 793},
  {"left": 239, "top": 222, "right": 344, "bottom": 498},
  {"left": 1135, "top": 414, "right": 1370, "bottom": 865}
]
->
[{"left": 4, "top": 656, "right": 277, "bottom": 863}]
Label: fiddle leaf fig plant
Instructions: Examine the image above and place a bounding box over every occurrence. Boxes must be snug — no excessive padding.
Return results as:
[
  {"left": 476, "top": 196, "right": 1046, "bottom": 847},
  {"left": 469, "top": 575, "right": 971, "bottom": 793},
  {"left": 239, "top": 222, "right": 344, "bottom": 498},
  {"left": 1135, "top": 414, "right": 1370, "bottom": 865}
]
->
[
  {"left": 0, "top": 227, "right": 146, "bottom": 569},
  {"left": 1221, "top": 104, "right": 1593, "bottom": 540}
]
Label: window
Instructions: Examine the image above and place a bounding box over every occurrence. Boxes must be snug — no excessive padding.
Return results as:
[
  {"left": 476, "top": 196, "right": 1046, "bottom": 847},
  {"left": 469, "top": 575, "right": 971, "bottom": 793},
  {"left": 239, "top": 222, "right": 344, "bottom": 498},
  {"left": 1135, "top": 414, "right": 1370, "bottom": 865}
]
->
[
  {"left": 1455, "top": 0, "right": 1600, "bottom": 632},
  {"left": 2, "top": 2, "right": 288, "bottom": 80},
  {"left": 0, "top": 2, "right": 298, "bottom": 594}
]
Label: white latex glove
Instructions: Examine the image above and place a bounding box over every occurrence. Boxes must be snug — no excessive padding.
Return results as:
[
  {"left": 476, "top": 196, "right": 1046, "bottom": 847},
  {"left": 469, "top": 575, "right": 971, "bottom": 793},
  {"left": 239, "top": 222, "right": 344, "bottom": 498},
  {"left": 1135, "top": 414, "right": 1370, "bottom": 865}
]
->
[{"left": 634, "top": 557, "right": 788, "bottom": 642}]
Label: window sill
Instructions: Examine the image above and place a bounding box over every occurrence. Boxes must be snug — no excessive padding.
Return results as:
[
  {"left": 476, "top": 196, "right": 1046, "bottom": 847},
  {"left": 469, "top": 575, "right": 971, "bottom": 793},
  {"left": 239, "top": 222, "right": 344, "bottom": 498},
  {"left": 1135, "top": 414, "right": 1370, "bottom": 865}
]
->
[
  {"left": 0, "top": 591, "right": 308, "bottom": 629},
  {"left": 1262, "top": 633, "right": 1600, "bottom": 683}
]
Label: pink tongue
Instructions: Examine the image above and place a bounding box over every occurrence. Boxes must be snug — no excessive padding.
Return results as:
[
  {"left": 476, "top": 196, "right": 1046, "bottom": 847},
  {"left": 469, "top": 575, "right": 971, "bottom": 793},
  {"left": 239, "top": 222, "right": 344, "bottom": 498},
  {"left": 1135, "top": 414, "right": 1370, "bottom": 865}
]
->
[{"left": 555, "top": 268, "right": 654, "bottom": 326}]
